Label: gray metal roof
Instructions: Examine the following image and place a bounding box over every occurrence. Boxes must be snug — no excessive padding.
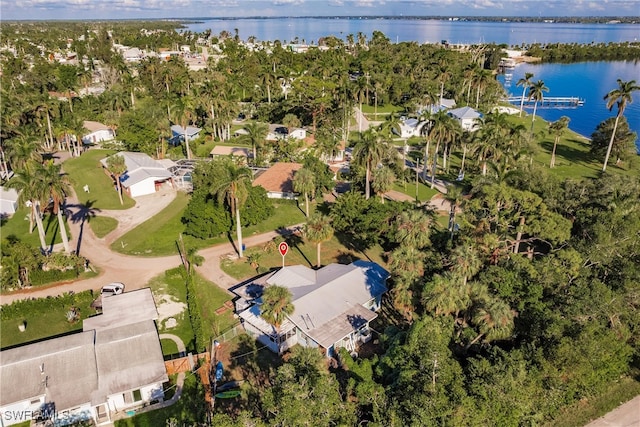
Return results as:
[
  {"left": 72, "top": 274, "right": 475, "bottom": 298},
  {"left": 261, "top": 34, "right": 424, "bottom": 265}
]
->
[
  {"left": 101, "top": 152, "right": 172, "bottom": 188},
  {"left": 306, "top": 304, "right": 378, "bottom": 348},
  {"left": 239, "top": 261, "right": 389, "bottom": 346},
  {"left": 83, "top": 288, "right": 158, "bottom": 332},
  {"left": 1, "top": 288, "right": 167, "bottom": 411},
  {"left": 91, "top": 321, "right": 168, "bottom": 404},
  {"left": 0, "top": 331, "right": 98, "bottom": 410},
  {"left": 448, "top": 106, "right": 482, "bottom": 120}
]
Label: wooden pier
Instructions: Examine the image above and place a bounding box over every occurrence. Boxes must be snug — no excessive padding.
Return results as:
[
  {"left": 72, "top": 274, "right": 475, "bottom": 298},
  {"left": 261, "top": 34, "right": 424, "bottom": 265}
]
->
[{"left": 507, "top": 96, "right": 584, "bottom": 108}]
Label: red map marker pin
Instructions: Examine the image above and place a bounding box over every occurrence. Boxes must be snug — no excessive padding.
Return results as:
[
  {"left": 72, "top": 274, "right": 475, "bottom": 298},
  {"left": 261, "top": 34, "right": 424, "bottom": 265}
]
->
[{"left": 279, "top": 242, "right": 289, "bottom": 257}]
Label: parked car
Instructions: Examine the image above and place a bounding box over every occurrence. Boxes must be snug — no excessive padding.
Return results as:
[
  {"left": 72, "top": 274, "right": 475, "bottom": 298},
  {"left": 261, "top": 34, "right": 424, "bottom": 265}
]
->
[{"left": 101, "top": 282, "right": 125, "bottom": 296}]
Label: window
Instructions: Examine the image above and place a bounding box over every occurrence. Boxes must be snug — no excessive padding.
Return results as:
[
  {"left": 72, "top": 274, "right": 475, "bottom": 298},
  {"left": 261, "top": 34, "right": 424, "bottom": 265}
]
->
[{"left": 133, "top": 389, "right": 142, "bottom": 402}]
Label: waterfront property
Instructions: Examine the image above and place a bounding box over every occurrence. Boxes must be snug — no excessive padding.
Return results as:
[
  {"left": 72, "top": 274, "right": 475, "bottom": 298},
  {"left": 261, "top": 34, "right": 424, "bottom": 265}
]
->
[
  {"left": 0, "top": 289, "right": 168, "bottom": 426},
  {"left": 233, "top": 261, "right": 389, "bottom": 358}
]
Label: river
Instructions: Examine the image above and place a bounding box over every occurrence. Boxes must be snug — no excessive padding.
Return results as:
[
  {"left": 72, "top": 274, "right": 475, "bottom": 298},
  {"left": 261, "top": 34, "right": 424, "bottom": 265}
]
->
[{"left": 184, "top": 18, "right": 640, "bottom": 150}]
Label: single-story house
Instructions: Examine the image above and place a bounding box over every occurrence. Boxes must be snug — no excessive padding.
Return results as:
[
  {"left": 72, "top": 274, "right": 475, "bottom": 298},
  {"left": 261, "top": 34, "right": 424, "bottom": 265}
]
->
[
  {"left": 233, "top": 261, "right": 389, "bottom": 358},
  {"left": 266, "top": 125, "right": 307, "bottom": 141},
  {"left": 170, "top": 125, "right": 201, "bottom": 146},
  {"left": 448, "top": 106, "right": 483, "bottom": 131},
  {"left": 252, "top": 162, "right": 302, "bottom": 199},
  {"left": 0, "top": 186, "right": 19, "bottom": 217},
  {"left": 101, "top": 152, "right": 173, "bottom": 198},
  {"left": 82, "top": 121, "right": 116, "bottom": 145},
  {"left": 395, "top": 118, "right": 429, "bottom": 139},
  {"left": 210, "top": 146, "right": 251, "bottom": 161},
  {"left": 0, "top": 289, "right": 167, "bottom": 426}
]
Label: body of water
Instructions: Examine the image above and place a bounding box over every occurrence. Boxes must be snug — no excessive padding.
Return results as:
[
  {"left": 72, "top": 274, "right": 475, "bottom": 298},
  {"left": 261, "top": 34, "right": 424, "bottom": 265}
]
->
[
  {"left": 185, "top": 18, "right": 640, "bottom": 150},
  {"left": 185, "top": 17, "right": 640, "bottom": 45},
  {"left": 498, "top": 61, "right": 640, "bottom": 151}
]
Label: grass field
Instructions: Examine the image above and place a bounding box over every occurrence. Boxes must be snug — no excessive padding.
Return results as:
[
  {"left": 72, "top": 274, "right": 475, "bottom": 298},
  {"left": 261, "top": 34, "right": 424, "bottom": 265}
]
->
[
  {"left": 89, "top": 215, "right": 118, "bottom": 238},
  {"left": 0, "top": 206, "right": 69, "bottom": 248},
  {"left": 112, "top": 195, "right": 306, "bottom": 256},
  {"left": 221, "top": 233, "right": 387, "bottom": 281},
  {"left": 0, "top": 291, "right": 97, "bottom": 349},
  {"left": 62, "top": 149, "right": 136, "bottom": 210},
  {"left": 392, "top": 180, "right": 440, "bottom": 203}
]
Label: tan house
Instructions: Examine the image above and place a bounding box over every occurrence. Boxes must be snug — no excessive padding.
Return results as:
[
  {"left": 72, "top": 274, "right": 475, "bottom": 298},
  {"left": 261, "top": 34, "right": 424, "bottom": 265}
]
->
[
  {"left": 252, "top": 162, "right": 302, "bottom": 199},
  {"left": 210, "top": 146, "right": 251, "bottom": 162}
]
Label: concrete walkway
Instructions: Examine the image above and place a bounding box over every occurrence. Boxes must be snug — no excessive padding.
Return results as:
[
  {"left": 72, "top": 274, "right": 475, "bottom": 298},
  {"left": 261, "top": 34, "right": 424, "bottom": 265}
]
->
[{"left": 583, "top": 394, "right": 640, "bottom": 427}]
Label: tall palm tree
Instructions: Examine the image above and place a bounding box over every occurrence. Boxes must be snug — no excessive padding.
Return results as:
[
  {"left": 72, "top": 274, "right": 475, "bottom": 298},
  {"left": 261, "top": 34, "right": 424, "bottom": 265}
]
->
[
  {"left": 293, "top": 167, "right": 315, "bottom": 217},
  {"left": 468, "top": 297, "right": 516, "bottom": 349},
  {"left": 527, "top": 80, "right": 549, "bottom": 127},
  {"left": 212, "top": 159, "right": 252, "bottom": 258},
  {"left": 304, "top": 213, "right": 334, "bottom": 268},
  {"left": 238, "top": 122, "right": 268, "bottom": 165},
  {"left": 42, "top": 161, "right": 72, "bottom": 253},
  {"left": 171, "top": 95, "right": 196, "bottom": 160},
  {"left": 372, "top": 166, "right": 396, "bottom": 203},
  {"left": 450, "top": 242, "right": 482, "bottom": 288},
  {"left": 602, "top": 79, "right": 640, "bottom": 172},
  {"left": 352, "top": 129, "right": 389, "bottom": 200},
  {"left": 444, "top": 185, "right": 464, "bottom": 239},
  {"left": 260, "top": 285, "right": 294, "bottom": 329},
  {"left": 7, "top": 162, "right": 47, "bottom": 250},
  {"left": 516, "top": 72, "right": 534, "bottom": 117},
  {"left": 548, "top": 116, "right": 570, "bottom": 168},
  {"left": 106, "top": 154, "right": 127, "bottom": 205}
]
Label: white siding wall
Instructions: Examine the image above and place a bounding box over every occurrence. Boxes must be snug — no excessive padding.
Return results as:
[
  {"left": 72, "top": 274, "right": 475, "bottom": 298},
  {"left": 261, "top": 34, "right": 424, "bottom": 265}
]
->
[
  {"left": 0, "top": 396, "right": 44, "bottom": 426},
  {"left": 128, "top": 179, "right": 157, "bottom": 198}
]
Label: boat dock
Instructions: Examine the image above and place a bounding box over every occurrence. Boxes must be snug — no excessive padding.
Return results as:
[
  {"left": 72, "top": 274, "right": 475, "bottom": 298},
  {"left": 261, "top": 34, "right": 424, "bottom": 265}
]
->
[{"left": 507, "top": 96, "right": 585, "bottom": 109}]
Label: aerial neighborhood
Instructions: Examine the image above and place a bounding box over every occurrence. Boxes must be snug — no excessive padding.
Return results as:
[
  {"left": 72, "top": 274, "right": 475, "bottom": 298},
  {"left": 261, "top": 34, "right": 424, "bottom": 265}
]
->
[{"left": 0, "top": 16, "right": 639, "bottom": 427}]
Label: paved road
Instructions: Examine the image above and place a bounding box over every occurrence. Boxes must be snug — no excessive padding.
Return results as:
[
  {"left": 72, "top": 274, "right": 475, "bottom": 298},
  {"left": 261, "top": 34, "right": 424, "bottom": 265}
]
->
[{"left": 583, "top": 394, "right": 640, "bottom": 427}]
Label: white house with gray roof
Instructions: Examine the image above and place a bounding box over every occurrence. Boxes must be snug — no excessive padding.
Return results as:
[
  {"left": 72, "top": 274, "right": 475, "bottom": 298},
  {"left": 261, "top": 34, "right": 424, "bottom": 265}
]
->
[
  {"left": 0, "top": 289, "right": 168, "bottom": 426},
  {"left": 101, "top": 152, "right": 174, "bottom": 198},
  {"left": 233, "top": 261, "right": 388, "bottom": 357},
  {"left": 448, "top": 106, "right": 483, "bottom": 131}
]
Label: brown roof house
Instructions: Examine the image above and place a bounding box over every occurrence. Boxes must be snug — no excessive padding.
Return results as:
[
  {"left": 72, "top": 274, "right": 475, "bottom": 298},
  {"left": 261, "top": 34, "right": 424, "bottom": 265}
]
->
[
  {"left": 252, "top": 162, "right": 302, "bottom": 199},
  {"left": 0, "top": 288, "right": 168, "bottom": 426},
  {"left": 233, "top": 261, "right": 389, "bottom": 358}
]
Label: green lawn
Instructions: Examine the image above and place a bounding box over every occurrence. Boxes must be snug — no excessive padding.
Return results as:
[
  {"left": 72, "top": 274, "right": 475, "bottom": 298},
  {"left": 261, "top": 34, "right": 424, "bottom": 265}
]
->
[
  {"left": 0, "top": 291, "right": 97, "bottom": 349},
  {"left": 62, "top": 149, "right": 136, "bottom": 210},
  {"left": 112, "top": 196, "right": 306, "bottom": 256},
  {"left": 392, "top": 181, "right": 440, "bottom": 203},
  {"left": 89, "top": 215, "right": 119, "bottom": 238},
  {"left": 0, "top": 206, "right": 69, "bottom": 248},
  {"left": 221, "top": 234, "right": 387, "bottom": 281},
  {"left": 115, "top": 374, "right": 206, "bottom": 427}
]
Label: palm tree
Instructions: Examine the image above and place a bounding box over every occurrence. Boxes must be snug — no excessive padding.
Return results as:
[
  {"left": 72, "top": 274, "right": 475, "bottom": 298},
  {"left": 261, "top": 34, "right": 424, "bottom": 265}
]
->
[
  {"left": 5, "top": 134, "right": 43, "bottom": 172},
  {"left": 304, "top": 213, "right": 334, "bottom": 268},
  {"left": 352, "top": 129, "right": 389, "bottom": 200},
  {"left": 106, "top": 154, "right": 127, "bottom": 205},
  {"left": 450, "top": 242, "right": 482, "bottom": 288},
  {"left": 393, "top": 209, "right": 433, "bottom": 249},
  {"left": 602, "top": 79, "right": 640, "bottom": 172},
  {"left": 444, "top": 185, "right": 464, "bottom": 239},
  {"left": 293, "top": 167, "right": 315, "bottom": 217},
  {"left": 372, "top": 166, "right": 396, "bottom": 203},
  {"left": 516, "top": 72, "right": 534, "bottom": 117},
  {"left": 527, "top": 80, "right": 549, "bottom": 127},
  {"left": 171, "top": 96, "right": 196, "bottom": 160},
  {"left": 548, "top": 116, "right": 570, "bottom": 168},
  {"left": 238, "top": 122, "right": 268, "bottom": 165},
  {"left": 7, "top": 162, "right": 47, "bottom": 250},
  {"left": 468, "top": 297, "right": 516, "bottom": 349},
  {"left": 212, "top": 159, "right": 252, "bottom": 258},
  {"left": 260, "top": 285, "right": 294, "bottom": 329},
  {"left": 42, "top": 161, "right": 72, "bottom": 253}
]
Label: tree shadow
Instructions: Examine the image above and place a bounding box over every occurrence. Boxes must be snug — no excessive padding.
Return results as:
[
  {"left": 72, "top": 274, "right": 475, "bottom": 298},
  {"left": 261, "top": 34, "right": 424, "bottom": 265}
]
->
[
  {"left": 68, "top": 199, "right": 101, "bottom": 255},
  {"left": 540, "top": 138, "right": 597, "bottom": 167},
  {"left": 282, "top": 230, "right": 313, "bottom": 267}
]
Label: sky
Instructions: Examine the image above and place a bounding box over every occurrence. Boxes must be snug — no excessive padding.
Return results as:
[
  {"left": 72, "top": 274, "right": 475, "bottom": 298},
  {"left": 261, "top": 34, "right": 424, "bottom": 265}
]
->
[{"left": 1, "top": 0, "right": 639, "bottom": 21}]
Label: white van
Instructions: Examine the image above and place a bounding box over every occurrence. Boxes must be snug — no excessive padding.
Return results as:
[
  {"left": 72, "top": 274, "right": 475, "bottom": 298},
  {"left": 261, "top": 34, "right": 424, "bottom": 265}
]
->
[{"left": 101, "top": 282, "right": 125, "bottom": 297}]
